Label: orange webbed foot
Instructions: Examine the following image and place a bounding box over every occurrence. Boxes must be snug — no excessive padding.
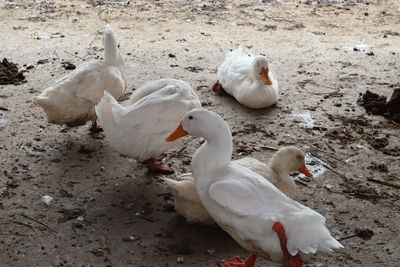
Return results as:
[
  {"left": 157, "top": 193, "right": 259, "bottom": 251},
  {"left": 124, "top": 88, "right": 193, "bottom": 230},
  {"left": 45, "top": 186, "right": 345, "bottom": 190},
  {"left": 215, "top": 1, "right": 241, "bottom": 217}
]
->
[
  {"left": 145, "top": 154, "right": 174, "bottom": 174},
  {"left": 220, "top": 254, "right": 257, "bottom": 267},
  {"left": 89, "top": 122, "right": 103, "bottom": 133},
  {"left": 212, "top": 80, "right": 227, "bottom": 96},
  {"left": 272, "top": 222, "right": 303, "bottom": 267}
]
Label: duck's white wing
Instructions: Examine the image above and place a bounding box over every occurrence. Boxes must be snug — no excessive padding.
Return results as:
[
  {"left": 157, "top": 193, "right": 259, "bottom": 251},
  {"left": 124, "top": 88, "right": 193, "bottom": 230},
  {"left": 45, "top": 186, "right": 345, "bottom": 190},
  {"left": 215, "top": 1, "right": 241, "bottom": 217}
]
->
[
  {"left": 218, "top": 47, "right": 254, "bottom": 94},
  {"left": 75, "top": 63, "right": 125, "bottom": 103},
  {"left": 209, "top": 165, "right": 343, "bottom": 255},
  {"left": 209, "top": 169, "right": 300, "bottom": 217},
  {"left": 96, "top": 82, "right": 200, "bottom": 161}
]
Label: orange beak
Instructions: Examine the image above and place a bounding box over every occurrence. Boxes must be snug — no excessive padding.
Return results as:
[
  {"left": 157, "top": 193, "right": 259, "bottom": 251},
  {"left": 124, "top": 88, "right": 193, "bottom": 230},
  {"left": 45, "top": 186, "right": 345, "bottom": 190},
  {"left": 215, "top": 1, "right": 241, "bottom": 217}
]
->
[
  {"left": 165, "top": 122, "right": 188, "bottom": 142},
  {"left": 298, "top": 165, "right": 313, "bottom": 179},
  {"left": 260, "top": 67, "right": 272, "bottom": 85}
]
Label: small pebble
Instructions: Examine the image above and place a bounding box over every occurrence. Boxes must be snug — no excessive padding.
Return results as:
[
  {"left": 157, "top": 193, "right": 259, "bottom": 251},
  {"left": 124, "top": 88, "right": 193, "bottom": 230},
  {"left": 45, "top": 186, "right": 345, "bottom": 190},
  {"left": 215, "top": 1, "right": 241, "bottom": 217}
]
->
[
  {"left": 122, "top": 236, "right": 136, "bottom": 242},
  {"left": 325, "top": 184, "right": 334, "bottom": 190},
  {"left": 41, "top": 195, "right": 53, "bottom": 205},
  {"left": 206, "top": 249, "right": 215, "bottom": 255}
]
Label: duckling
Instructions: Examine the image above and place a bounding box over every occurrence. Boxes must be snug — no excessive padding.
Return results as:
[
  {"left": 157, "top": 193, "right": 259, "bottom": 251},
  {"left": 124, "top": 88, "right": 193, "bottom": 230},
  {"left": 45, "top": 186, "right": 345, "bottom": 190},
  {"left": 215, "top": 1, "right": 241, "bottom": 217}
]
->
[{"left": 163, "top": 146, "right": 312, "bottom": 225}]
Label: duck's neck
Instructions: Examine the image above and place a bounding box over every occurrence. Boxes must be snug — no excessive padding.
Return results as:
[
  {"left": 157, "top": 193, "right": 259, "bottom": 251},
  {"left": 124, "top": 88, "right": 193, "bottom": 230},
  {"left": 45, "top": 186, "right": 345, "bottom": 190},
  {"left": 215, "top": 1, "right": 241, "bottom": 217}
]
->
[
  {"left": 103, "top": 33, "right": 121, "bottom": 67},
  {"left": 104, "top": 44, "right": 126, "bottom": 83},
  {"left": 192, "top": 126, "right": 233, "bottom": 180},
  {"left": 104, "top": 47, "right": 121, "bottom": 65},
  {"left": 250, "top": 61, "right": 262, "bottom": 84},
  {"left": 269, "top": 162, "right": 296, "bottom": 195}
]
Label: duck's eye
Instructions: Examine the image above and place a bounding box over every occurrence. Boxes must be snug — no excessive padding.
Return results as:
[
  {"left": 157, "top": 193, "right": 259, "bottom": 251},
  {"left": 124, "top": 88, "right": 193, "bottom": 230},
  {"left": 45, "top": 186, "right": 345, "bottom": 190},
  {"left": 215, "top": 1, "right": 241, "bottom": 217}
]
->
[
  {"left": 188, "top": 116, "right": 193, "bottom": 120},
  {"left": 117, "top": 44, "right": 121, "bottom": 48}
]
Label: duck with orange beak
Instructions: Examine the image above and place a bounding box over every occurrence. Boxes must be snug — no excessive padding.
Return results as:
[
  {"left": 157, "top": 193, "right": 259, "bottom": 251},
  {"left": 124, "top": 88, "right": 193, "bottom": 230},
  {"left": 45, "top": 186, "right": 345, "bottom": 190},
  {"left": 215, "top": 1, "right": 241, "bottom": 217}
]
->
[
  {"left": 166, "top": 109, "right": 342, "bottom": 267},
  {"left": 212, "top": 45, "right": 279, "bottom": 109}
]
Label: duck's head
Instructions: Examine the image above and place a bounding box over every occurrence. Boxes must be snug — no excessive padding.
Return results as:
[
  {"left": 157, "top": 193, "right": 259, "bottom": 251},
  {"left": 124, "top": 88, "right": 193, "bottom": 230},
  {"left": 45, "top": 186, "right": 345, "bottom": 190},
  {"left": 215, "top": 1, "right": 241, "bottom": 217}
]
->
[
  {"left": 251, "top": 56, "right": 272, "bottom": 86},
  {"left": 166, "top": 109, "right": 230, "bottom": 142},
  {"left": 102, "top": 24, "right": 124, "bottom": 65},
  {"left": 102, "top": 25, "right": 118, "bottom": 47},
  {"left": 270, "top": 146, "right": 313, "bottom": 178}
]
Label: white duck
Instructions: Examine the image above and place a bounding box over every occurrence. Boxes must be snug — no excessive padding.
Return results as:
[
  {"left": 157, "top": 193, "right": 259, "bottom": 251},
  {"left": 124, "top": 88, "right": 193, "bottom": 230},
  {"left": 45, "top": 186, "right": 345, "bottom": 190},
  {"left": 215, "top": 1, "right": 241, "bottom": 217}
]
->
[
  {"left": 95, "top": 79, "right": 201, "bottom": 173},
  {"left": 166, "top": 109, "right": 342, "bottom": 267},
  {"left": 35, "top": 24, "right": 126, "bottom": 132},
  {"left": 163, "top": 146, "right": 312, "bottom": 225},
  {"left": 212, "top": 45, "right": 279, "bottom": 109}
]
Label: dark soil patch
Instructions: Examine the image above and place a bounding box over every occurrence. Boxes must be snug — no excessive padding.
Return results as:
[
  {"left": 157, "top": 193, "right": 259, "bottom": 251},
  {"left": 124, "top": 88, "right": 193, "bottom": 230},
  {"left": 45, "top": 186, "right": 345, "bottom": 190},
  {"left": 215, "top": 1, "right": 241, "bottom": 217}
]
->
[
  {"left": 324, "top": 127, "right": 356, "bottom": 144},
  {"left": 355, "top": 228, "right": 374, "bottom": 240},
  {"left": 367, "top": 137, "right": 389, "bottom": 149},
  {"left": 343, "top": 180, "right": 385, "bottom": 201},
  {"left": 58, "top": 208, "right": 85, "bottom": 222},
  {"left": 62, "top": 61, "right": 76, "bottom": 70},
  {"left": 185, "top": 66, "right": 204, "bottom": 73},
  {"left": 0, "top": 58, "right": 26, "bottom": 85},
  {"left": 357, "top": 89, "right": 400, "bottom": 123},
  {"left": 367, "top": 162, "right": 388, "bottom": 173}
]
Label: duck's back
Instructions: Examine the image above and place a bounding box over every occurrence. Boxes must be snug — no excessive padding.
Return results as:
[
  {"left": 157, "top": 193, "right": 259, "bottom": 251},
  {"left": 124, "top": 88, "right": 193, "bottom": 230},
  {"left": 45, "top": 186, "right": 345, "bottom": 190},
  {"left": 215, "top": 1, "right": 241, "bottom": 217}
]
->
[
  {"left": 96, "top": 79, "right": 201, "bottom": 161},
  {"left": 164, "top": 174, "right": 214, "bottom": 224},
  {"left": 35, "top": 61, "right": 126, "bottom": 126},
  {"left": 218, "top": 48, "right": 254, "bottom": 96}
]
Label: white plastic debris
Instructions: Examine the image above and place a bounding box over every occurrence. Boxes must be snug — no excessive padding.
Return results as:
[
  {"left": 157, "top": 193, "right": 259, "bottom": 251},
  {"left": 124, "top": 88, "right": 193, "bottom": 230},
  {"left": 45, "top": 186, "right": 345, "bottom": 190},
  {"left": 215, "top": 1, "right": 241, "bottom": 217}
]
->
[
  {"left": 345, "top": 157, "right": 354, "bottom": 164},
  {"left": 207, "top": 249, "right": 215, "bottom": 255},
  {"left": 77, "top": 216, "right": 84, "bottom": 221},
  {"left": 291, "top": 111, "right": 316, "bottom": 128},
  {"left": 41, "top": 195, "right": 53, "bottom": 205},
  {"left": 305, "top": 153, "right": 327, "bottom": 178},
  {"left": 122, "top": 236, "right": 136, "bottom": 242},
  {"left": 347, "top": 44, "right": 372, "bottom": 53},
  {"left": 35, "top": 32, "right": 66, "bottom": 40},
  {"left": 325, "top": 184, "right": 334, "bottom": 190}
]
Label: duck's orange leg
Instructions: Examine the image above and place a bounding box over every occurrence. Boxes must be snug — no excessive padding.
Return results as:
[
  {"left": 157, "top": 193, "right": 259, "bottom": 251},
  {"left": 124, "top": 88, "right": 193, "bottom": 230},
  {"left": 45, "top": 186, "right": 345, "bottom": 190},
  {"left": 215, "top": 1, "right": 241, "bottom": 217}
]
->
[
  {"left": 90, "top": 121, "right": 103, "bottom": 133},
  {"left": 272, "top": 222, "right": 303, "bottom": 267},
  {"left": 145, "top": 154, "right": 174, "bottom": 174},
  {"left": 219, "top": 254, "right": 257, "bottom": 267},
  {"left": 212, "top": 80, "right": 227, "bottom": 96}
]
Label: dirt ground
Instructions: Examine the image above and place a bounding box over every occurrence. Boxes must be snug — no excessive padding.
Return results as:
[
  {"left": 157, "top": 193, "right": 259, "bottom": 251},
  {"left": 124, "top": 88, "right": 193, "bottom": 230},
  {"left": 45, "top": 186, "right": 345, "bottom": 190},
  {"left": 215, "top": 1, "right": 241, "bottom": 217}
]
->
[{"left": 0, "top": 0, "right": 399, "bottom": 266}]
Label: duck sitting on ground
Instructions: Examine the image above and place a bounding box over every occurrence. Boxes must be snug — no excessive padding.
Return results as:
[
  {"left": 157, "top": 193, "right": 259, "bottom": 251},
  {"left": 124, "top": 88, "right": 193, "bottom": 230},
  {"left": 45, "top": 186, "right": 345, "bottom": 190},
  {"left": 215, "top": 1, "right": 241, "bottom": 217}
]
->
[
  {"left": 35, "top": 24, "right": 126, "bottom": 132},
  {"left": 166, "top": 109, "right": 343, "bottom": 267},
  {"left": 163, "top": 146, "right": 312, "bottom": 225},
  {"left": 95, "top": 79, "right": 201, "bottom": 173},
  {"left": 213, "top": 45, "right": 279, "bottom": 109}
]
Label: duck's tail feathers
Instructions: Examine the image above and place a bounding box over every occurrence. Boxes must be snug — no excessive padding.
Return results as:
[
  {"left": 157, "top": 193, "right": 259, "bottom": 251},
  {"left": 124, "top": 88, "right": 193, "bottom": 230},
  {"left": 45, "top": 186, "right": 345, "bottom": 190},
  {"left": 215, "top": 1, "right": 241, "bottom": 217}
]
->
[
  {"left": 280, "top": 211, "right": 343, "bottom": 256},
  {"left": 95, "top": 91, "right": 121, "bottom": 128},
  {"left": 237, "top": 44, "right": 254, "bottom": 57},
  {"left": 162, "top": 178, "right": 180, "bottom": 194},
  {"left": 34, "top": 95, "right": 50, "bottom": 107},
  {"left": 34, "top": 95, "right": 57, "bottom": 115}
]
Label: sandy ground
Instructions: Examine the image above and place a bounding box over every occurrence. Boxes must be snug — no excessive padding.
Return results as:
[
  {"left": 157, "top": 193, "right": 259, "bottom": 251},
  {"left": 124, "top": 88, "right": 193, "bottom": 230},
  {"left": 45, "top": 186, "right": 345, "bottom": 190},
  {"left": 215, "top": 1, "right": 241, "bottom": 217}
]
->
[{"left": 0, "top": 0, "right": 399, "bottom": 266}]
